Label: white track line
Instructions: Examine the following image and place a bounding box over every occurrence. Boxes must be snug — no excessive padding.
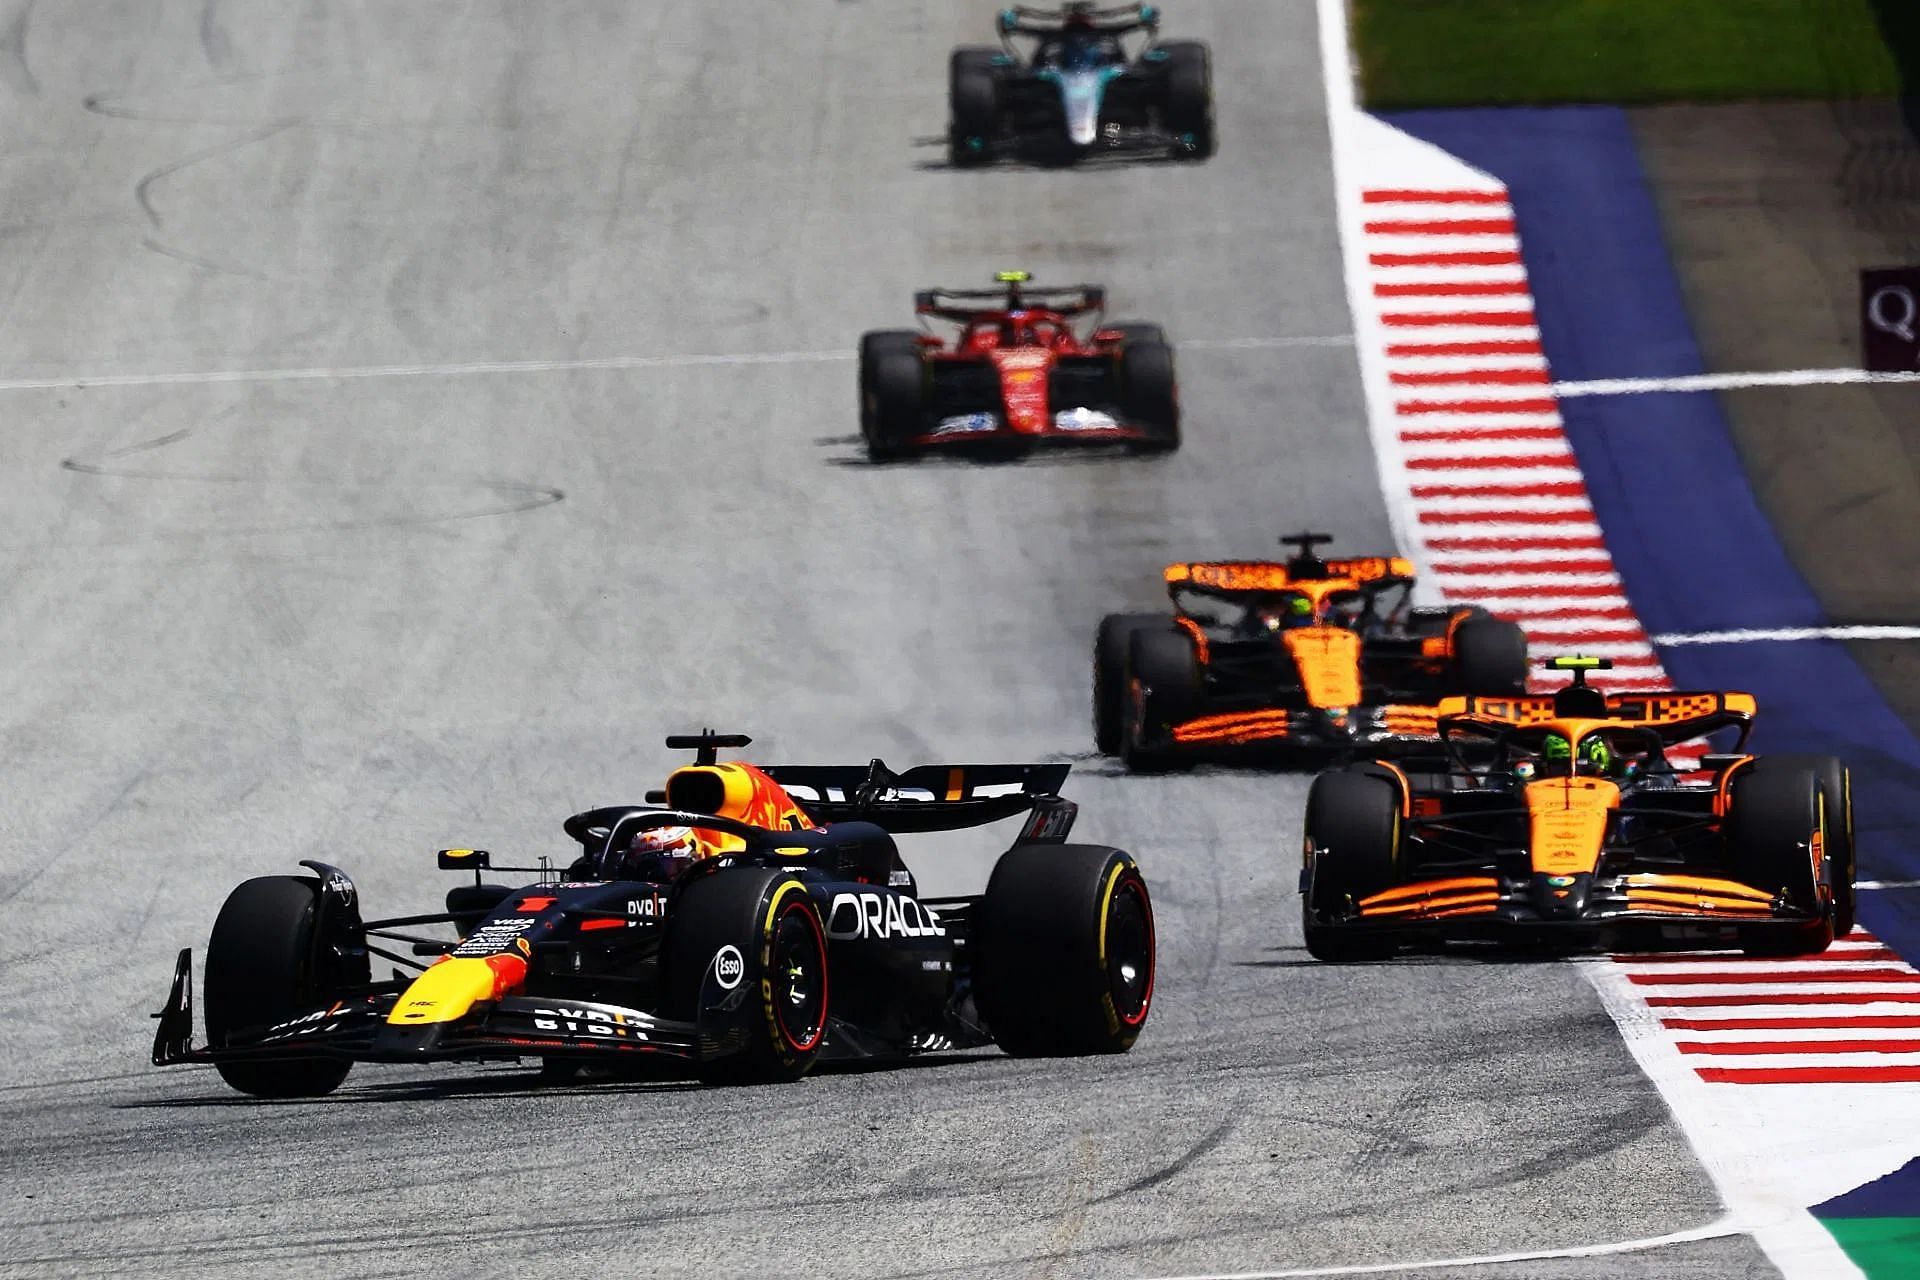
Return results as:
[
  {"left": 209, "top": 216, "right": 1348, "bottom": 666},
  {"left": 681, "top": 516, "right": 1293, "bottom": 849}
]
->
[
  {"left": 1652, "top": 625, "right": 1920, "bottom": 645},
  {"left": 1140, "top": 1213, "right": 1763, "bottom": 1280},
  {"left": 1553, "top": 368, "right": 1920, "bottom": 397},
  {"left": 0, "top": 336, "right": 1350, "bottom": 393},
  {"left": 1859, "top": 880, "right": 1920, "bottom": 891}
]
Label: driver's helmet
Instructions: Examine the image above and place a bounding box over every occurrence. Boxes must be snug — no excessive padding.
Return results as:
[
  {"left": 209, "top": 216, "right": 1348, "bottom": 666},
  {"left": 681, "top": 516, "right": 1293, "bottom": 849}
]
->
[
  {"left": 605, "top": 824, "right": 700, "bottom": 883},
  {"left": 1578, "top": 735, "right": 1614, "bottom": 777},
  {"left": 1259, "top": 596, "right": 1315, "bottom": 631},
  {"left": 1540, "top": 731, "right": 1573, "bottom": 774}
]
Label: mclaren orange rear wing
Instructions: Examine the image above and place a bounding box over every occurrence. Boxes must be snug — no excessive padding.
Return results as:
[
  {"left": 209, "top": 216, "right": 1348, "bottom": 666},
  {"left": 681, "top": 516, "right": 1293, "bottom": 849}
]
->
[{"left": 1437, "top": 690, "right": 1757, "bottom": 747}]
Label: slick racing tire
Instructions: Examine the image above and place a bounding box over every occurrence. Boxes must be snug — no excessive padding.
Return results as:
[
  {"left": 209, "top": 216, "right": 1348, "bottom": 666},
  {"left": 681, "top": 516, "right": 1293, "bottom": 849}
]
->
[
  {"left": 204, "top": 875, "right": 363, "bottom": 1098},
  {"left": 1726, "top": 761, "right": 1836, "bottom": 957},
  {"left": 1760, "top": 754, "right": 1857, "bottom": 938},
  {"left": 1301, "top": 771, "right": 1403, "bottom": 962},
  {"left": 977, "top": 844, "right": 1155, "bottom": 1056},
  {"left": 858, "top": 330, "right": 925, "bottom": 461},
  {"left": 1159, "top": 40, "right": 1214, "bottom": 159},
  {"left": 1116, "top": 329, "right": 1180, "bottom": 453},
  {"left": 665, "top": 868, "right": 830, "bottom": 1084},
  {"left": 1448, "top": 616, "right": 1529, "bottom": 697},
  {"left": 1121, "top": 623, "right": 1201, "bottom": 772},
  {"left": 1094, "top": 612, "right": 1161, "bottom": 755},
  {"left": 949, "top": 47, "right": 1001, "bottom": 166}
]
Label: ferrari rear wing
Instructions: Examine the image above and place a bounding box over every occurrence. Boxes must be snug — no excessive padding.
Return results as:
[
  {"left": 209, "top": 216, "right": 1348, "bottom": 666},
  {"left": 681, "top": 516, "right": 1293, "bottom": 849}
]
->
[{"left": 915, "top": 284, "right": 1105, "bottom": 320}]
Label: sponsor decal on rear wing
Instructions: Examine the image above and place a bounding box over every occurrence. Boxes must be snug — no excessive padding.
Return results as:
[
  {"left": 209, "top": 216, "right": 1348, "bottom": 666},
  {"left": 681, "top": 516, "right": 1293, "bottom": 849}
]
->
[{"left": 761, "top": 762, "right": 1073, "bottom": 834}]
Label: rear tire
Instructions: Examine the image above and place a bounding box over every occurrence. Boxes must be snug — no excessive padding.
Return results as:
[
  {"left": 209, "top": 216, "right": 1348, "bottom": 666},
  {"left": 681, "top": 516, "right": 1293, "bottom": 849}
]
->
[
  {"left": 1094, "top": 613, "right": 1161, "bottom": 755},
  {"left": 1117, "top": 333, "right": 1179, "bottom": 453},
  {"left": 949, "top": 48, "right": 1001, "bottom": 166},
  {"left": 664, "top": 869, "right": 830, "bottom": 1084},
  {"left": 1450, "top": 616, "right": 1529, "bottom": 696},
  {"left": 1301, "top": 772, "right": 1402, "bottom": 961},
  {"left": 1121, "top": 623, "right": 1201, "bottom": 772},
  {"left": 976, "top": 844, "right": 1155, "bottom": 1056},
  {"left": 1727, "top": 762, "right": 1835, "bottom": 957},
  {"left": 204, "top": 875, "right": 359, "bottom": 1098},
  {"left": 859, "top": 330, "right": 924, "bottom": 461},
  {"left": 1160, "top": 41, "right": 1214, "bottom": 159}
]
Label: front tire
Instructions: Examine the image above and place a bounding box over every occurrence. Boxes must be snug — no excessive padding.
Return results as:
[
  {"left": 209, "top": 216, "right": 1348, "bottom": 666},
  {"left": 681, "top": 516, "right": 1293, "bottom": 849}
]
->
[
  {"left": 664, "top": 869, "right": 830, "bottom": 1084},
  {"left": 1116, "top": 329, "right": 1179, "bottom": 453},
  {"left": 1094, "top": 612, "right": 1161, "bottom": 754},
  {"left": 976, "top": 844, "right": 1155, "bottom": 1056},
  {"left": 1727, "top": 761, "right": 1835, "bottom": 957},
  {"left": 1761, "top": 754, "right": 1856, "bottom": 937},
  {"left": 949, "top": 48, "right": 1001, "bottom": 166},
  {"left": 1301, "top": 771, "right": 1403, "bottom": 961},
  {"left": 204, "top": 875, "right": 360, "bottom": 1098},
  {"left": 859, "top": 330, "right": 924, "bottom": 461},
  {"left": 1121, "top": 623, "right": 1201, "bottom": 772},
  {"left": 1159, "top": 41, "right": 1214, "bottom": 159}
]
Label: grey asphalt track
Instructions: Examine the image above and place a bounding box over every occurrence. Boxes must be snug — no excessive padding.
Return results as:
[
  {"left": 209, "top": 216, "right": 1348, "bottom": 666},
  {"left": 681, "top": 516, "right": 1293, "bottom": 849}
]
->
[{"left": 0, "top": 3, "right": 1768, "bottom": 1277}]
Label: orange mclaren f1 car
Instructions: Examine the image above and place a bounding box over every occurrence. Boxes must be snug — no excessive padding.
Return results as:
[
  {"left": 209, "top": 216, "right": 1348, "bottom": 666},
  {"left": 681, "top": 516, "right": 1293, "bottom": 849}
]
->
[
  {"left": 153, "top": 734, "right": 1155, "bottom": 1096},
  {"left": 1300, "top": 657, "right": 1856, "bottom": 960},
  {"left": 1094, "top": 533, "right": 1529, "bottom": 769}
]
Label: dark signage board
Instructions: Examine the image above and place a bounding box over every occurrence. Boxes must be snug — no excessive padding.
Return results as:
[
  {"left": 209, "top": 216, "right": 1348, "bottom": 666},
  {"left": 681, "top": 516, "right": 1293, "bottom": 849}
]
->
[{"left": 1862, "top": 267, "right": 1920, "bottom": 372}]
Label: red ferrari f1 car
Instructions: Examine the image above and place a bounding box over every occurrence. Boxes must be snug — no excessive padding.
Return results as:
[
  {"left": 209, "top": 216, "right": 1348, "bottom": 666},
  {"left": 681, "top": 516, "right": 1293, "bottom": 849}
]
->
[{"left": 858, "top": 271, "right": 1179, "bottom": 459}]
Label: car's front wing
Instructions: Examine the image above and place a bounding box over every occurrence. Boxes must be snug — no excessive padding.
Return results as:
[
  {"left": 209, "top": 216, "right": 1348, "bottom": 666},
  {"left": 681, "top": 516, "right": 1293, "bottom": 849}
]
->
[{"left": 152, "top": 949, "right": 710, "bottom": 1069}]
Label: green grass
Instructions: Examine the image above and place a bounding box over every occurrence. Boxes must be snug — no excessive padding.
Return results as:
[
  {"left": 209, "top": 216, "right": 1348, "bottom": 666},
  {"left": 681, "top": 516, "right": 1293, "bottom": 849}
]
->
[{"left": 1352, "top": 1, "right": 1904, "bottom": 110}]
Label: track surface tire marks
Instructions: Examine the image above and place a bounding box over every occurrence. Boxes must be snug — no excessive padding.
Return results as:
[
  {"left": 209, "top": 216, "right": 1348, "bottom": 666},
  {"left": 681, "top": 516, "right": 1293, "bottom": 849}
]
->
[{"left": 0, "top": 3, "right": 1752, "bottom": 1276}]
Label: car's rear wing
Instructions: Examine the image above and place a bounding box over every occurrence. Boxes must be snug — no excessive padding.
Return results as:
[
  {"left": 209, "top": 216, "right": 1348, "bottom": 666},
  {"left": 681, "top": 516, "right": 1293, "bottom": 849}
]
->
[
  {"left": 915, "top": 284, "right": 1105, "bottom": 321},
  {"left": 1164, "top": 557, "right": 1414, "bottom": 598},
  {"left": 761, "top": 761, "right": 1074, "bottom": 835},
  {"left": 999, "top": 4, "right": 1156, "bottom": 36},
  {"left": 1436, "top": 690, "right": 1757, "bottom": 747}
]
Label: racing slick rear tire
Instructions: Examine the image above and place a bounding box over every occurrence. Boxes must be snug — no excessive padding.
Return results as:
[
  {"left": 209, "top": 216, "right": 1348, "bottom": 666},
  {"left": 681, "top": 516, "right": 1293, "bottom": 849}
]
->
[
  {"left": 949, "top": 47, "right": 1001, "bottom": 166},
  {"left": 204, "top": 875, "right": 362, "bottom": 1098},
  {"left": 976, "top": 844, "right": 1155, "bottom": 1056},
  {"left": 1121, "top": 623, "right": 1201, "bottom": 772},
  {"left": 859, "top": 330, "right": 925, "bottom": 461},
  {"left": 1726, "top": 761, "right": 1836, "bottom": 957},
  {"left": 664, "top": 868, "right": 830, "bottom": 1084},
  {"left": 1094, "top": 612, "right": 1161, "bottom": 755},
  {"left": 1117, "top": 332, "right": 1180, "bottom": 453},
  {"left": 1301, "top": 771, "right": 1403, "bottom": 962},
  {"left": 1159, "top": 41, "right": 1214, "bottom": 159},
  {"left": 1449, "top": 616, "right": 1529, "bottom": 696}
]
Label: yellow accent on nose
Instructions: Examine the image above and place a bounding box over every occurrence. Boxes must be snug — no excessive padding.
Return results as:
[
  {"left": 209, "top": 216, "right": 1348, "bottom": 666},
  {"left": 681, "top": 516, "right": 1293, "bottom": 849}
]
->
[{"left": 386, "top": 956, "right": 522, "bottom": 1026}]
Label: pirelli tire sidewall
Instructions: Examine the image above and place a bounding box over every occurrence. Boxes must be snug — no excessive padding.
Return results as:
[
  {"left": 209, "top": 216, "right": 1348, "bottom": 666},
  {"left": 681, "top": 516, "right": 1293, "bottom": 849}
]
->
[
  {"left": 1755, "top": 753, "right": 1856, "bottom": 937},
  {"left": 1726, "top": 758, "right": 1837, "bottom": 956},
  {"left": 1094, "top": 612, "right": 1162, "bottom": 755},
  {"left": 1122, "top": 622, "right": 1202, "bottom": 771},
  {"left": 665, "top": 867, "right": 830, "bottom": 1084},
  {"left": 1301, "top": 771, "right": 1403, "bottom": 963},
  {"left": 858, "top": 330, "right": 925, "bottom": 460},
  {"left": 976, "top": 843, "right": 1156, "bottom": 1057},
  {"left": 204, "top": 874, "right": 358, "bottom": 1098}
]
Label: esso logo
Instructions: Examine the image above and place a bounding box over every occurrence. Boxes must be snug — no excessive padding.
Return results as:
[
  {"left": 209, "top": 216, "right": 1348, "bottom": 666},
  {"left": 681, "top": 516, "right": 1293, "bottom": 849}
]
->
[{"left": 713, "top": 945, "right": 745, "bottom": 990}]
